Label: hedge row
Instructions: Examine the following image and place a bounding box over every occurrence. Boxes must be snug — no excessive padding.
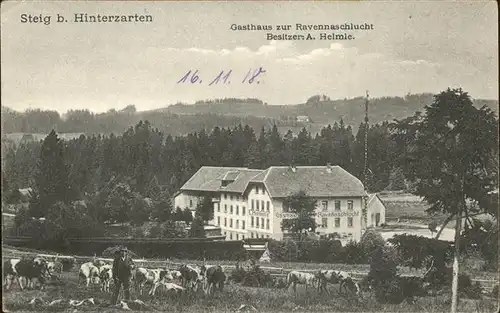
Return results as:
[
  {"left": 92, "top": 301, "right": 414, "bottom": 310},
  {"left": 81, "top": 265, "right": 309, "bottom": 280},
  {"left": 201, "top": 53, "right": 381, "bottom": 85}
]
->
[{"left": 4, "top": 238, "right": 249, "bottom": 261}]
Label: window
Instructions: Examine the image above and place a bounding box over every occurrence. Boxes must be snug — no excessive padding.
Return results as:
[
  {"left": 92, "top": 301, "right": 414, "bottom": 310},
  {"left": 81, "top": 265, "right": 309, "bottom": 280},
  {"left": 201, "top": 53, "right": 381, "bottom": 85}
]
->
[
  {"left": 230, "top": 219, "right": 233, "bottom": 228},
  {"left": 251, "top": 217, "right": 254, "bottom": 227},
  {"left": 242, "top": 220, "right": 245, "bottom": 230},
  {"left": 236, "top": 234, "right": 239, "bottom": 240},
  {"left": 262, "top": 188, "right": 265, "bottom": 195},
  {"left": 256, "top": 200, "right": 260, "bottom": 210},
  {"left": 236, "top": 220, "right": 239, "bottom": 229},
  {"left": 224, "top": 231, "right": 226, "bottom": 236},
  {"left": 256, "top": 218, "right": 259, "bottom": 228},
  {"left": 230, "top": 233, "right": 233, "bottom": 240},
  {"left": 252, "top": 200, "right": 254, "bottom": 210},
  {"left": 224, "top": 193, "right": 227, "bottom": 199},
  {"left": 224, "top": 218, "right": 227, "bottom": 227},
  {"left": 230, "top": 205, "right": 233, "bottom": 214},
  {"left": 335, "top": 200, "right": 341, "bottom": 211},
  {"left": 322, "top": 218, "right": 328, "bottom": 228},
  {"left": 266, "top": 201, "right": 270, "bottom": 211},
  {"left": 347, "top": 200, "right": 353, "bottom": 210},
  {"left": 224, "top": 204, "right": 227, "bottom": 213},
  {"left": 335, "top": 218, "right": 340, "bottom": 228},
  {"left": 261, "top": 200, "right": 264, "bottom": 211},
  {"left": 189, "top": 199, "right": 193, "bottom": 207},
  {"left": 217, "top": 203, "right": 220, "bottom": 212},
  {"left": 261, "top": 218, "right": 264, "bottom": 229},
  {"left": 242, "top": 206, "right": 246, "bottom": 215},
  {"left": 321, "top": 200, "right": 328, "bottom": 211},
  {"left": 242, "top": 235, "right": 245, "bottom": 239},
  {"left": 256, "top": 187, "right": 259, "bottom": 194},
  {"left": 251, "top": 233, "right": 254, "bottom": 238},
  {"left": 348, "top": 217, "right": 353, "bottom": 227},
  {"left": 236, "top": 205, "right": 239, "bottom": 215},
  {"left": 266, "top": 219, "right": 270, "bottom": 230},
  {"left": 217, "top": 217, "right": 220, "bottom": 226}
]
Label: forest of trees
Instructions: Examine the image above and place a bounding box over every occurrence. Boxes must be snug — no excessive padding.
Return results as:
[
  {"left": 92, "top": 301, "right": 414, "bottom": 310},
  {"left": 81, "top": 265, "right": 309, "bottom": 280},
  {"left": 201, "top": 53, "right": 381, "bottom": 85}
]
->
[{"left": 2, "top": 119, "right": 406, "bottom": 202}]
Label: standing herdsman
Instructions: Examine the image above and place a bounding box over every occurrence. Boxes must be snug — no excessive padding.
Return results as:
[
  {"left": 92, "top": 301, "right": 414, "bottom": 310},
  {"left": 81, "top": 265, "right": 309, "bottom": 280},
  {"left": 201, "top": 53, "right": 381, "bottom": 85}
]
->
[{"left": 111, "top": 247, "right": 135, "bottom": 305}]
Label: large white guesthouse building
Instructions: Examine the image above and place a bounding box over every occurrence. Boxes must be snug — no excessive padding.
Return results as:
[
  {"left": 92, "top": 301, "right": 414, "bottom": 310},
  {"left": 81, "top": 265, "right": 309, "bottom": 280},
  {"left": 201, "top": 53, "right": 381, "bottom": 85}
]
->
[{"left": 174, "top": 165, "right": 385, "bottom": 243}]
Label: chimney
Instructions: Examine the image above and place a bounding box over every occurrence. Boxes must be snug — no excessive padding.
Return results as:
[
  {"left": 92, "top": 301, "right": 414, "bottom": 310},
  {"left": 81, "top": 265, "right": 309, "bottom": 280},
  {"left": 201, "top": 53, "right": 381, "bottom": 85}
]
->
[{"left": 326, "top": 163, "right": 332, "bottom": 173}]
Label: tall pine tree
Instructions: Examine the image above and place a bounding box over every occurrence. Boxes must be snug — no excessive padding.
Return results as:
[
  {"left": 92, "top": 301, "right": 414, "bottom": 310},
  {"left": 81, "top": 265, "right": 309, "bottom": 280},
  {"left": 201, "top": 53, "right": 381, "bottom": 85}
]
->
[{"left": 31, "top": 130, "right": 72, "bottom": 217}]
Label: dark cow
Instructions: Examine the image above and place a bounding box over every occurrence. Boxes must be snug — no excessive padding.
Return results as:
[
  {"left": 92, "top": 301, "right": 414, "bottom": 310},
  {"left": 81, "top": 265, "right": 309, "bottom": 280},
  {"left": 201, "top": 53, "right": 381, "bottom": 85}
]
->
[
  {"left": 4, "top": 257, "right": 50, "bottom": 290},
  {"left": 317, "top": 270, "right": 360, "bottom": 295},
  {"left": 201, "top": 265, "right": 226, "bottom": 295},
  {"left": 178, "top": 264, "right": 203, "bottom": 291}
]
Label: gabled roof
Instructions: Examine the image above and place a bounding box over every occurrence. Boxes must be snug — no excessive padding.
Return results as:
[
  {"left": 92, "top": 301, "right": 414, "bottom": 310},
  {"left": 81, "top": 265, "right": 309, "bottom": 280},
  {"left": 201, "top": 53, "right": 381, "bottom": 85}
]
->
[
  {"left": 180, "top": 166, "right": 263, "bottom": 194},
  {"left": 180, "top": 165, "right": 366, "bottom": 198},
  {"left": 249, "top": 166, "right": 366, "bottom": 198}
]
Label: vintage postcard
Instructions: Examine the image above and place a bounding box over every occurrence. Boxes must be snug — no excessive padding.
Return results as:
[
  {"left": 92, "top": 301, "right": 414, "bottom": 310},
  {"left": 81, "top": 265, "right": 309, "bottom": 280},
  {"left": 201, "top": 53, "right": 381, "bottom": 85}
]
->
[{"left": 1, "top": 0, "right": 498, "bottom": 312}]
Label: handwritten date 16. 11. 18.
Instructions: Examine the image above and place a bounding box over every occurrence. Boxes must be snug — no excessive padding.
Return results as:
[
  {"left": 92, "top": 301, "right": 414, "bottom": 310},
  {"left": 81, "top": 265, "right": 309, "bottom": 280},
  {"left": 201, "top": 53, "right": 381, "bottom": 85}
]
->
[{"left": 177, "top": 67, "right": 266, "bottom": 86}]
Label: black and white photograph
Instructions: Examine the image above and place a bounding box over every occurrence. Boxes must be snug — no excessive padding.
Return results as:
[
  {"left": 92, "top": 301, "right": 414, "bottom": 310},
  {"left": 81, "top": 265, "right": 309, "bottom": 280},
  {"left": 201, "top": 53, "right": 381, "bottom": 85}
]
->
[{"left": 1, "top": 0, "right": 499, "bottom": 312}]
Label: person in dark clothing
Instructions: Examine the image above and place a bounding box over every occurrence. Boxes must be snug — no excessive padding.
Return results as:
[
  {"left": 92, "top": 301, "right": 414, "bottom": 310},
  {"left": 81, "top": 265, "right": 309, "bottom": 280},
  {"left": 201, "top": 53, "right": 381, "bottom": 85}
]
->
[{"left": 111, "top": 247, "right": 135, "bottom": 305}]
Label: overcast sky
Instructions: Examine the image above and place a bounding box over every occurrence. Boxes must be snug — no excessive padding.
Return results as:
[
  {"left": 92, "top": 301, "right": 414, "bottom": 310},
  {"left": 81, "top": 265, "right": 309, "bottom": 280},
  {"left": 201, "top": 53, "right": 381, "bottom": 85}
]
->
[{"left": 1, "top": 1, "right": 498, "bottom": 113}]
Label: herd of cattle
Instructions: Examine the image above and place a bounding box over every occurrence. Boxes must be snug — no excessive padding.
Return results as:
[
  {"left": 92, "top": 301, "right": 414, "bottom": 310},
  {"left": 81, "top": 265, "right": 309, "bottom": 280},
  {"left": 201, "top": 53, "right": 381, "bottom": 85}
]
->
[{"left": 3, "top": 255, "right": 364, "bottom": 299}]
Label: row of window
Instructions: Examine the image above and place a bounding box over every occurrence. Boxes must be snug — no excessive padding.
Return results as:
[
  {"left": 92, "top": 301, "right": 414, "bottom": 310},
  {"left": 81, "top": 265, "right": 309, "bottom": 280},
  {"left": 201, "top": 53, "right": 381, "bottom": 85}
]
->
[
  {"left": 218, "top": 217, "right": 246, "bottom": 230},
  {"left": 282, "top": 200, "right": 354, "bottom": 212},
  {"left": 250, "top": 216, "right": 270, "bottom": 230},
  {"left": 223, "top": 231, "right": 271, "bottom": 240},
  {"left": 218, "top": 204, "right": 247, "bottom": 216},
  {"left": 250, "top": 232, "right": 270, "bottom": 239},
  {"left": 222, "top": 193, "right": 248, "bottom": 202},
  {"left": 319, "top": 217, "right": 354, "bottom": 228},
  {"left": 251, "top": 199, "right": 271, "bottom": 211},
  {"left": 320, "top": 200, "right": 354, "bottom": 211},
  {"left": 224, "top": 232, "right": 246, "bottom": 240}
]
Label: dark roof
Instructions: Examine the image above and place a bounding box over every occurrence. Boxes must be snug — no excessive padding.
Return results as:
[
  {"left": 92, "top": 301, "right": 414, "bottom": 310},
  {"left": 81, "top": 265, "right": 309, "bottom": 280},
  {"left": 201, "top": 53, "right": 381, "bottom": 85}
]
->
[
  {"left": 249, "top": 166, "right": 366, "bottom": 198},
  {"left": 180, "top": 166, "right": 263, "bottom": 194}
]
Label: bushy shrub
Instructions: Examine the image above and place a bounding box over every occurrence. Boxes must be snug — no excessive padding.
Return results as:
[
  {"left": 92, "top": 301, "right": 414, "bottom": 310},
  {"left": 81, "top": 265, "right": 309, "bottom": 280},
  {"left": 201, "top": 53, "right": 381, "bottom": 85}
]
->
[
  {"left": 101, "top": 245, "right": 140, "bottom": 258},
  {"left": 241, "top": 265, "right": 275, "bottom": 288},
  {"left": 360, "top": 229, "right": 385, "bottom": 263},
  {"left": 344, "top": 241, "right": 367, "bottom": 264},
  {"left": 230, "top": 264, "right": 275, "bottom": 288}
]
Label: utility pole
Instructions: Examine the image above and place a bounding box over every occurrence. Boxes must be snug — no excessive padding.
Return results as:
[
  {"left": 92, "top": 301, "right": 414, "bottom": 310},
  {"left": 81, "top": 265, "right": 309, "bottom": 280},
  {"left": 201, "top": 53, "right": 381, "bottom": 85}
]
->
[{"left": 362, "top": 91, "right": 369, "bottom": 231}]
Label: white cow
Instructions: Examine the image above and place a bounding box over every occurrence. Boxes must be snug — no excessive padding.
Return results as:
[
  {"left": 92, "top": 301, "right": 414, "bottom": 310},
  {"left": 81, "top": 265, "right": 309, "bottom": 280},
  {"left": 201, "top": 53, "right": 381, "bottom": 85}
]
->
[
  {"left": 286, "top": 271, "right": 318, "bottom": 293},
  {"left": 134, "top": 267, "right": 174, "bottom": 296},
  {"left": 79, "top": 262, "right": 100, "bottom": 288},
  {"left": 99, "top": 264, "right": 113, "bottom": 292}
]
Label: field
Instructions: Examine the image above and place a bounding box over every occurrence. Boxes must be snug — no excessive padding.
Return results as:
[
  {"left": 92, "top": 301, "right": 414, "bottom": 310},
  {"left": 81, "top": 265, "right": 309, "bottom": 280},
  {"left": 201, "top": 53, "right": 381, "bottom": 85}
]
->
[{"left": 3, "top": 268, "right": 499, "bottom": 313}]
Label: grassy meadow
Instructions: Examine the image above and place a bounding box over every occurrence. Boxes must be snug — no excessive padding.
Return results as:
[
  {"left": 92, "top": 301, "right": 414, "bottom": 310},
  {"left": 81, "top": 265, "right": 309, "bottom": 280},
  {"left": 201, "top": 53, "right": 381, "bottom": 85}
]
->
[{"left": 2, "top": 269, "right": 498, "bottom": 313}]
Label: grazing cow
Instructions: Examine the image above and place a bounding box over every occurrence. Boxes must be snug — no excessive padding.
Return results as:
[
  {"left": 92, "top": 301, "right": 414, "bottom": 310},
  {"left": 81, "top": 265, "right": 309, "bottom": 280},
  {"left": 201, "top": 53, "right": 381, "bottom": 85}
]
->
[
  {"left": 178, "top": 264, "right": 203, "bottom": 291},
  {"left": 3, "top": 259, "right": 22, "bottom": 290},
  {"left": 6, "top": 257, "right": 51, "bottom": 290},
  {"left": 99, "top": 264, "right": 113, "bottom": 292},
  {"left": 134, "top": 267, "right": 174, "bottom": 296},
  {"left": 286, "top": 271, "right": 318, "bottom": 294},
  {"left": 317, "top": 270, "right": 360, "bottom": 295},
  {"left": 201, "top": 265, "right": 225, "bottom": 295},
  {"left": 79, "top": 262, "right": 100, "bottom": 288}
]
